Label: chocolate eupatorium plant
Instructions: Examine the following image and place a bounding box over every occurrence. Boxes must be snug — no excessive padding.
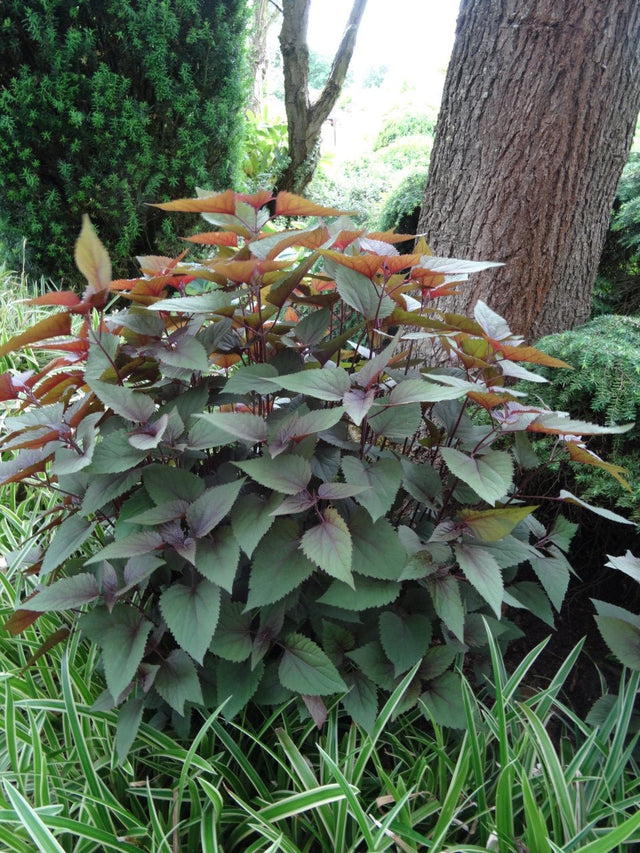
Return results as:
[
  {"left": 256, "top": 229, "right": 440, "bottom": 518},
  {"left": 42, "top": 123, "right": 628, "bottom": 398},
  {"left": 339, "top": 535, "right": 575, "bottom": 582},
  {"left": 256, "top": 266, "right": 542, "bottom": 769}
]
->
[{"left": 1, "top": 190, "right": 633, "bottom": 752}]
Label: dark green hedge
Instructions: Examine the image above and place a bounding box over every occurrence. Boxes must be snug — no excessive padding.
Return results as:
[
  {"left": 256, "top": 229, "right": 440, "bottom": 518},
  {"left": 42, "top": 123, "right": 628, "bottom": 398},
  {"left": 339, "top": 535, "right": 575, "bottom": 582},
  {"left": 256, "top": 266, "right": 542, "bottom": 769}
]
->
[{"left": 0, "top": 0, "right": 248, "bottom": 283}]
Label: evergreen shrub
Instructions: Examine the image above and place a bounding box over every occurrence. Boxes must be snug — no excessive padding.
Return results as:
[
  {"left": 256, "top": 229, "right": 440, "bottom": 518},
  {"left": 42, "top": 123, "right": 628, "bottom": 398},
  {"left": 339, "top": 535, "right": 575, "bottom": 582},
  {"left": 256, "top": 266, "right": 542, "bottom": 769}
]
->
[
  {"left": 378, "top": 169, "right": 429, "bottom": 236},
  {"left": 1, "top": 189, "right": 632, "bottom": 753},
  {"left": 0, "top": 0, "right": 247, "bottom": 284}
]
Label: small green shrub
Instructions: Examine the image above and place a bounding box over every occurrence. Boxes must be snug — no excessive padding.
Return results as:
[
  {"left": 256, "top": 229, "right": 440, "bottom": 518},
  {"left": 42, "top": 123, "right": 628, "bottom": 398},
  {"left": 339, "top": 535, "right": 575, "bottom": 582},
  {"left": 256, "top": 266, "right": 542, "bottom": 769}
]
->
[
  {"left": 373, "top": 108, "right": 437, "bottom": 151},
  {"left": 1, "top": 189, "right": 630, "bottom": 749},
  {"left": 0, "top": 0, "right": 248, "bottom": 284},
  {"left": 241, "top": 108, "right": 290, "bottom": 192},
  {"left": 524, "top": 314, "right": 640, "bottom": 522},
  {"left": 378, "top": 169, "right": 429, "bottom": 235}
]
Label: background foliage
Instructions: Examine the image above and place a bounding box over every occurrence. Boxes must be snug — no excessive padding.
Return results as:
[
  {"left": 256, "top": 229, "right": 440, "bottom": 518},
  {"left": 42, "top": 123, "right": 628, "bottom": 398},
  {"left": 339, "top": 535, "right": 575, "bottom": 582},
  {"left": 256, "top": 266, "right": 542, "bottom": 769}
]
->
[{"left": 0, "top": 0, "right": 248, "bottom": 284}]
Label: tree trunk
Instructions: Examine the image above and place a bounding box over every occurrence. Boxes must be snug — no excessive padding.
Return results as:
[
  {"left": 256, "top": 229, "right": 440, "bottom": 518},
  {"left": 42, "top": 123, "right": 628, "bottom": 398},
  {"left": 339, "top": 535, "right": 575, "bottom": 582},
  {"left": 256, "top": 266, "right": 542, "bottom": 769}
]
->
[
  {"left": 417, "top": 0, "right": 640, "bottom": 340},
  {"left": 276, "top": 0, "right": 368, "bottom": 195},
  {"left": 246, "top": 0, "right": 277, "bottom": 115}
]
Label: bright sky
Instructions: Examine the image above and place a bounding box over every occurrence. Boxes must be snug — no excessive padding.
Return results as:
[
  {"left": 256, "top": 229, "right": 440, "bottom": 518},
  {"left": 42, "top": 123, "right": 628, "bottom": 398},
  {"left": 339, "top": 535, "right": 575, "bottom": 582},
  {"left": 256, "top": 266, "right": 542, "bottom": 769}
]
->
[{"left": 308, "top": 0, "right": 460, "bottom": 103}]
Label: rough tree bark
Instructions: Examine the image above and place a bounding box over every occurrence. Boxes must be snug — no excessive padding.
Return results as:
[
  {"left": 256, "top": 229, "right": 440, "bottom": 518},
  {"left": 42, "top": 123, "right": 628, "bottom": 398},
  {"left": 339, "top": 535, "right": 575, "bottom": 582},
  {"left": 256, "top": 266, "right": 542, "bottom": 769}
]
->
[
  {"left": 246, "top": 0, "right": 278, "bottom": 115},
  {"left": 276, "top": 0, "right": 368, "bottom": 195},
  {"left": 417, "top": 0, "right": 640, "bottom": 340}
]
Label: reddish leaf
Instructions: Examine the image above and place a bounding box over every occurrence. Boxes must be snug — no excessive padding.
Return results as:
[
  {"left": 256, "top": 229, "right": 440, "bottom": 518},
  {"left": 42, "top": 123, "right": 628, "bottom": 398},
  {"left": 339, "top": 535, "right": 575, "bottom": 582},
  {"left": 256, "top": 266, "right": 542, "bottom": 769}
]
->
[
  {"left": 0, "top": 313, "right": 72, "bottom": 358},
  {"left": 330, "top": 229, "right": 366, "bottom": 250},
  {"left": 0, "top": 372, "right": 18, "bottom": 402},
  {"left": 275, "top": 191, "right": 350, "bottom": 217},
  {"left": 466, "top": 390, "right": 515, "bottom": 410},
  {"left": 207, "top": 258, "right": 290, "bottom": 283},
  {"left": 366, "top": 230, "right": 417, "bottom": 244},
  {"left": 3, "top": 607, "right": 42, "bottom": 635},
  {"left": 26, "top": 291, "right": 82, "bottom": 308},
  {"left": 20, "top": 627, "right": 70, "bottom": 672},
  {"left": 566, "top": 441, "right": 631, "bottom": 488},
  {"left": 75, "top": 214, "right": 112, "bottom": 303},
  {"left": 151, "top": 189, "right": 237, "bottom": 213},
  {"left": 237, "top": 190, "right": 275, "bottom": 209},
  {"left": 0, "top": 447, "right": 54, "bottom": 485},
  {"left": 136, "top": 252, "right": 189, "bottom": 275},
  {"left": 495, "top": 343, "right": 573, "bottom": 369},
  {"left": 317, "top": 250, "right": 383, "bottom": 278},
  {"left": 252, "top": 226, "right": 329, "bottom": 260},
  {"left": 182, "top": 231, "right": 239, "bottom": 246},
  {"left": 381, "top": 254, "right": 424, "bottom": 274}
]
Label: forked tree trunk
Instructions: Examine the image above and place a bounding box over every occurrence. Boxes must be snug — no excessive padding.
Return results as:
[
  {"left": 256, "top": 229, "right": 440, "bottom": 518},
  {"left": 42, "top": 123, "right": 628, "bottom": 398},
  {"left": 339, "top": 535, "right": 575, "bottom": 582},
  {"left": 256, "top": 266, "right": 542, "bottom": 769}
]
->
[
  {"left": 276, "top": 0, "right": 368, "bottom": 195},
  {"left": 417, "top": 0, "right": 640, "bottom": 340}
]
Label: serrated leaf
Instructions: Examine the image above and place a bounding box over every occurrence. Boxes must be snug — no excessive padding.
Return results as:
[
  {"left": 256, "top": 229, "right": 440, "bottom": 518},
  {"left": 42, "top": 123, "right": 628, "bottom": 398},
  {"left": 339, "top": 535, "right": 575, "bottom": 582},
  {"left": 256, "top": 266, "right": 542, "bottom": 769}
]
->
[
  {"left": 342, "top": 387, "right": 376, "bottom": 426},
  {"left": 367, "top": 400, "right": 422, "bottom": 439},
  {"left": 81, "top": 470, "right": 141, "bottom": 516},
  {"left": 605, "top": 551, "right": 640, "bottom": 583},
  {"left": 379, "top": 611, "right": 432, "bottom": 675},
  {"left": 247, "top": 518, "right": 315, "bottom": 607},
  {"left": 426, "top": 574, "right": 464, "bottom": 642},
  {"left": 418, "top": 646, "right": 458, "bottom": 681},
  {"left": 454, "top": 542, "right": 503, "bottom": 617},
  {"left": 75, "top": 214, "right": 111, "bottom": 297},
  {"left": 342, "top": 456, "right": 402, "bottom": 521},
  {"left": 401, "top": 457, "right": 442, "bottom": 504},
  {"left": 279, "top": 633, "right": 347, "bottom": 695},
  {"left": 217, "top": 659, "right": 265, "bottom": 718},
  {"left": 231, "top": 492, "right": 280, "bottom": 556},
  {"left": 317, "top": 575, "right": 400, "bottom": 610},
  {"left": 160, "top": 579, "right": 220, "bottom": 663},
  {"left": 301, "top": 507, "right": 353, "bottom": 585},
  {"left": 323, "top": 257, "right": 394, "bottom": 320},
  {"left": 529, "top": 546, "right": 570, "bottom": 612},
  {"left": 85, "top": 529, "right": 164, "bottom": 565},
  {"left": 503, "top": 582, "right": 555, "bottom": 628},
  {"left": 294, "top": 307, "right": 332, "bottom": 346},
  {"left": 235, "top": 454, "right": 312, "bottom": 495},
  {"left": 317, "top": 482, "right": 366, "bottom": 500},
  {"left": 347, "top": 641, "right": 395, "bottom": 688},
  {"left": 341, "top": 672, "right": 378, "bottom": 732},
  {"left": 350, "top": 508, "right": 407, "bottom": 579},
  {"left": 146, "top": 291, "right": 232, "bottom": 313},
  {"left": 29, "top": 573, "right": 100, "bottom": 611},
  {"left": 275, "top": 191, "right": 347, "bottom": 217},
  {"left": 209, "top": 597, "right": 253, "bottom": 661},
  {"left": 88, "top": 379, "right": 156, "bottom": 423},
  {"left": 130, "top": 499, "right": 189, "bottom": 525},
  {"left": 89, "top": 430, "right": 148, "bottom": 474},
  {"left": 116, "top": 698, "right": 144, "bottom": 764},
  {"left": 195, "top": 411, "right": 268, "bottom": 444},
  {"left": 143, "top": 465, "right": 205, "bottom": 504},
  {"left": 0, "top": 312, "right": 72, "bottom": 358},
  {"left": 41, "top": 514, "right": 97, "bottom": 576},
  {"left": 224, "top": 364, "right": 281, "bottom": 396},
  {"left": 440, "top": 447, "right": 513, "bottom": 505},
  {"left": 458, "top": 505, "right": 537, "bottom": 542},
  {"left": 158, "top": 336, "right": 209, "bottom": 372},
  {"left": 420, "top": 671, "right": 466, "bottom": 728},
  {"left": 120, "top": 554, "right": 165, "bottom": 593},
  {"left": 595, "top": 617, "right": 640, "bottom": 670},
  {"left": 527, "top": 414, "right": 634, "bottom": 436},
  {"left": 52, "top": 412, "right": 101, "bottom": 475},
  {"left": 351, "top": 329, "right": 401, "bottom": 388},
  {"left": 154, "top": 649, "right": 203, "bottom": 715},
  {"left": 100, "top": 605, "right": 153, "bottom": 701},
  {"left": 389, "top": 378, "right": 465, "bottom": 404},
  {"left": 276, "top": 368, "right": 351, "bottom": 401},
  {"left": 195, "top": 527, "right": 240, "bottom": 592},
  {"left": 187, "top": 479, "right": 244, "bottom": 538}
]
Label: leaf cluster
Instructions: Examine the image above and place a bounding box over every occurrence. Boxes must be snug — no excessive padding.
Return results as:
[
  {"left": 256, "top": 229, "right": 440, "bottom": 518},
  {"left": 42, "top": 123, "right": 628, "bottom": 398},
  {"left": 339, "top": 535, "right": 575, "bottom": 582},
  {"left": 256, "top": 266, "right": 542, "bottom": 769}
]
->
[{"left": 1, "top": 188, "right": 631, "bottom": 746}]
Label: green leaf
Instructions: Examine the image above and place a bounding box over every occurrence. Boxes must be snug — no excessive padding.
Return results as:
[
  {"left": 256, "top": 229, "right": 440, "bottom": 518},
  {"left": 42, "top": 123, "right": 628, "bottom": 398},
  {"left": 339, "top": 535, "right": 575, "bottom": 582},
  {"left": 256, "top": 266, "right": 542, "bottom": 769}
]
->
[
  {"left": 529, "top": 546, "right": 571, "bottom": 612},
  {"left": 88, "top": 379, "right": 156, "bottom": 423},
  {"left": 147, "top": 291, "right": 232, "bottom": 313},
  {"left": 323, "top": 257, "right": 394, "bottom": 320},
  {"left": 216, "top": 659, "right": 265, "bottom": 718},
  {"left": 458, "top": 505, "right": 537, "bottom": 542},
  {"left": 318, "top": 575, "right": 401, "bottom": 610},
  {"left": 503, "top": 582, "right": 555, "bottom": 628},
  {"left": 187, "top": 479, "right": 244, "bottom": 538},
  {"left": 342, "top": 387, "right": 376, "bottom": 426},
  {"left": 158, "top": 336, "right": 209, "bottom": 372},
  {"left": 85, "top": 530, "right": 164, "bottom": 565},
  {"left": 454, "top": 542, "right": 504, "bottom": 617},
  {"left": 605, "top": 550, "right": 640, "bottom": 583},
  {"left": 160, "top": 579, "right": 221, "bottom": 663},
  {"left": 143, "top": 464, "right": 205, "bottom": 504},
  {"left": 426, "top": 573, "right": 465, "bottom": 642},
  {"left": 247, "top": 518, "right": 315, "bottom": 607},
  {"left": 440, "top": 447, "right": 514, "bottom": 505},
  {"left": 195, "top": 527, "right": 240, "bottom": 592},
  {"left": 341, "top": 672, "right": 378, "bottom": 732},
  {"left": 129, "top": 499, "right": 189, "bottom": 525},
  {"left": 154, "top": 649, "right": 203, "bottom": 715},
  {"left": 418, "top": 645, "right": 458, "bottom": 680},
  {"left": 342, "top": 456, "right": 402, "bottom": 521},
  {"left": 301, "top": 507, "right": 353, "bottom": 586},
  {"left": 89, "top": 430, "right": 148, "bottom": 474},
  {"left": 29, "top": 573, "right": 100, "bottom": 611},
  {"left": 350, "top": 508, "right": 407, "bottom": 580},
  {"left": 401, "top": 457, "right": 442, "bottom": 504},
  {"left": 351, "top": 329, "right": 401, "bottom": 388},
  {"left": 279, "top": 633, "right": 347, "bottom": 695},
  {"left": 116, "top": 698, "right": 144, "bottom": 764},
  {"left": 347, "top": 641, "right": 395, "bottom": 688},
  {"left": 235, "top": 454, "right": 312, "bottom": 495},
  {"left": 367, "top": 400, "right": 422, "bottom": 439},
  {"left": 224, "top": 363, "right": 281, "bottom": 395},
  {"left": 294, "top": 307, "right": 331, "bottom": 346},
  {"left": 100, "top": 605, "right": 153, "bottom": 700},
  {"left": 81, "top": 470, "right": 141, "bottom": 516},
  {"left": 41, "top": 514, "right": 96, "bottom": 576},
  {"left": 389, "top": 378, "right": 465, "bottom": 404},
  {"left": 379, "top": 611, "right": 432, "bottom": 675},
  {"left": 595, "top": 616, "right": 640, "bottom": 670},
  {"left": 52, "top": 412, "right": 101, "bottom": 475},
  {"left": 276, "top": 367, "right": 351, "bottom": 401},
  {"left": 209, "top": 597, "right": 253, "bottom": 661},
  {"left": 194, "top": 411, "right": 268, "bottom": 444},
  {"left": 420, "top": 671, "right": 466, "bottom": 728},
  {"left": 231, "top": 492, "right": 280, "bottom": 557}
]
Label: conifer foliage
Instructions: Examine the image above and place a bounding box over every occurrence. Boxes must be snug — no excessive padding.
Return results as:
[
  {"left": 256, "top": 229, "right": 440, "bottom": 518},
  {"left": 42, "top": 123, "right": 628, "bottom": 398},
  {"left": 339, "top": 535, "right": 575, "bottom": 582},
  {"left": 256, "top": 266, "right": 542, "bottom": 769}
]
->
[{"left": 0, "top": 0, "right": 247, "bottom": 283}]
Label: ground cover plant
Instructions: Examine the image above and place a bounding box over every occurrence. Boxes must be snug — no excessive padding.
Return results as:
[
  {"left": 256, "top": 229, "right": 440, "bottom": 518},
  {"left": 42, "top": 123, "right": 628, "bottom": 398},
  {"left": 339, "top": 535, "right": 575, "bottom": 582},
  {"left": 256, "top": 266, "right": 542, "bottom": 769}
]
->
[{"left": 0, "top": 188, "right": 635, "bottom": 758}]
